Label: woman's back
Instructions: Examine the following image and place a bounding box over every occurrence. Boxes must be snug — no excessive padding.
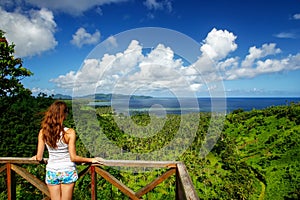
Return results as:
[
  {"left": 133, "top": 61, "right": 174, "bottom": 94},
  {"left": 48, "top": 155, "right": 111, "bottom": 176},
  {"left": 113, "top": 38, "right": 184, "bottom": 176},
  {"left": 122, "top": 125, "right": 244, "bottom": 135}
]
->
[{"left": 45, "top": 127, "right": 76, "bottom": 171}]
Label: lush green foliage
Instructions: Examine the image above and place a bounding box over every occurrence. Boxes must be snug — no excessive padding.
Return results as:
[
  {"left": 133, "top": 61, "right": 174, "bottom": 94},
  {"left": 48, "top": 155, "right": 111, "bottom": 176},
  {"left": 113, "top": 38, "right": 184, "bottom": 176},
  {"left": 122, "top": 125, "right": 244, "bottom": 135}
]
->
[
  {"left": 0, "top": 30, "right": 33, "bottom": 98},
  {"left": 0, "top": 98, "right": 299, "bottom": 199}
]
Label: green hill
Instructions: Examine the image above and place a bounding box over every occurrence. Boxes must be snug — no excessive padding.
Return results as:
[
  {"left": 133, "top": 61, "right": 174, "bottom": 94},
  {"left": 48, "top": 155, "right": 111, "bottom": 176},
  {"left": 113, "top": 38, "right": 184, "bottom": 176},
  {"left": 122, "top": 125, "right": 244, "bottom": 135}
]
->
[{"left": 0, "top": 97, "right": 299, "bottom": 199}]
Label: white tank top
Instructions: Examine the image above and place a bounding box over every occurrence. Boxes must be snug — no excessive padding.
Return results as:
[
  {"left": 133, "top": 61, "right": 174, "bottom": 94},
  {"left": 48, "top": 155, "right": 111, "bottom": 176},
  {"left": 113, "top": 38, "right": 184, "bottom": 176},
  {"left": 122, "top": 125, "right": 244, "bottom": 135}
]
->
[{"left": 46, "top": 127, "right": 76, "bottom": 171}]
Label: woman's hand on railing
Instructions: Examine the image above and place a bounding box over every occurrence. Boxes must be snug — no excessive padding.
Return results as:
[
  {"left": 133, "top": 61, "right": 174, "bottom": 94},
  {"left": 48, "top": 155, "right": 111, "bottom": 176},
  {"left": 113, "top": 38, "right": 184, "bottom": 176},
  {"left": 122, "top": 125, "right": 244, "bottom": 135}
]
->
[
  {"left": 92, "top": 157, "right": 105, "bottom": 165},
  {"left": 30, "top": 155, "right": 46, "bottom": 164},
  {"left": 30, "top": 155, "right": 37, "bottom": 160}
]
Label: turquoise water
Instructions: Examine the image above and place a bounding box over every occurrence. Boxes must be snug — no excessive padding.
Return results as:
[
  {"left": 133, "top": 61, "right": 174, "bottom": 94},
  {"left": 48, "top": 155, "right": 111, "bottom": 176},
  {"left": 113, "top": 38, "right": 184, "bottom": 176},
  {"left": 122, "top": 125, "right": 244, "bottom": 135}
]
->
[{"left": 88, "top": 97, "right": 300, "bottom": 114}]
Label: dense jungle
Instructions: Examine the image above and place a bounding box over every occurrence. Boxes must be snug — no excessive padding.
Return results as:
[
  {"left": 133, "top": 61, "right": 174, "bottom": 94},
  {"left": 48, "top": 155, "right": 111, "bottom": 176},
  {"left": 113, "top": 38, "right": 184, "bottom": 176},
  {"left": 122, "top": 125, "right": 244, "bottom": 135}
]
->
[{"left": 0, "top": 96, "right": 299, "bottom": 199}]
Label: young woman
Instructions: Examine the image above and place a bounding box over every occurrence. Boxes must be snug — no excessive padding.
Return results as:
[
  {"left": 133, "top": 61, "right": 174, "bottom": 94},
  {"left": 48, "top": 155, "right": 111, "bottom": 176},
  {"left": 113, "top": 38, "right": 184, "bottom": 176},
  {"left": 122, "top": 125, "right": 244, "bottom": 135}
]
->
[{"left": 31, "top": 100, "right": 104, "bottom": 200}]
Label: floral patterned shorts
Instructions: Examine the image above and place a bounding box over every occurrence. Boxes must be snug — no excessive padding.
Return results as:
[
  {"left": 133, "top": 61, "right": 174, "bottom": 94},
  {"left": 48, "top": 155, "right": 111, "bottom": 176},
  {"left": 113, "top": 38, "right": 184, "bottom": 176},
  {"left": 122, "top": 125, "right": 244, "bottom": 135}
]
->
[{"left": 45, "top": 170, "right": 78, "bottom": 185}]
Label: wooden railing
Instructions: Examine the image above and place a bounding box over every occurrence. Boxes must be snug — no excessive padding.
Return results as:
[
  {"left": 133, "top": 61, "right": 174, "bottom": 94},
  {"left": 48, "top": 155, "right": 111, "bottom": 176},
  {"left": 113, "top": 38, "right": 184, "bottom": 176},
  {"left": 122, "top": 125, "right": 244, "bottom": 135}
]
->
[{"left": 0, "top": 157, "right": 199, "bottom": 200}]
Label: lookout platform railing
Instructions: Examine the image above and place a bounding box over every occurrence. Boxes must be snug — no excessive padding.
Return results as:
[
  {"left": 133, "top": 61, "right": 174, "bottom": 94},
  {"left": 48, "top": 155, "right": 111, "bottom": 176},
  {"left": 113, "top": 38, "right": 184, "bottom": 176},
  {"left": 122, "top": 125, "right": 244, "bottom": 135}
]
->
[{"left": 0, "top": 157, "right": 199, "bottom": 200}]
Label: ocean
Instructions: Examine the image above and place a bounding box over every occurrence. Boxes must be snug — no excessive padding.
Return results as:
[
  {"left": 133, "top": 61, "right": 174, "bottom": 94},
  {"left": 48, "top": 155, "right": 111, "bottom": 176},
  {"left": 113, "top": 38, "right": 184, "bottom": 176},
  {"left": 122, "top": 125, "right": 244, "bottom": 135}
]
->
[{"left": 88, "top": 97, "right": 300, "bottom": 115}]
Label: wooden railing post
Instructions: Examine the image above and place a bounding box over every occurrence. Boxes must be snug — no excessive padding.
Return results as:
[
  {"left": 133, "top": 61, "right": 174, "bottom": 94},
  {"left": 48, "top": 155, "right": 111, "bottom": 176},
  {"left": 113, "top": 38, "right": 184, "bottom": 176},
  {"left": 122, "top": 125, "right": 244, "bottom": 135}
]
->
[
  {"left": 6, "top": 163, "right": 16, "bottom": 200},
  {"left": 176, "top": 166, "right": 184, "bottom": 200},
  {"left": 176, "top": 163, "right": 199, "bottom": 200},
  {"left": 90, "top": 166, "right": 97, "bottom": 200}
]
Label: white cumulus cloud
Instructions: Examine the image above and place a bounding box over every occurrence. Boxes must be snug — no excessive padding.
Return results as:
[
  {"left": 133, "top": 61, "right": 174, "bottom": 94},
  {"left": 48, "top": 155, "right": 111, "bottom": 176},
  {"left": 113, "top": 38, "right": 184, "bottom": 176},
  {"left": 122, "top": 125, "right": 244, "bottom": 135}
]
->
[
  {"left": 0, "top": 7, "right": 57, "bottom": 57},
  {"left": 293, "top": 13, "right": 300, "bottom": 20},
  {"left": 222, "top": 45, "right": 299, "bottom": 80},
  {"left": 200, "top": 28, "right": 238, "bottom": 61},
  {"left": 274, "top": 32, "right": 297, "bottom": 39},
  {"left": 104, "top": 36, "right": 118, "bottom": 49},
  {"left": 241, "top": 43, "right": 281, "bottom": 68},
  {"left": 51, "top": 40, "right": 199, "bottom": 96},
  {"left": 31, "top": 87, "right": 55, "bottom": 95},
  {"left": 51, "top": 28, "right": 300, "bottom": 97},
  {"left": 27, "top": 0, "right": 128, "bottom": 15},
  {"left": 144, "top": 0, "right": 172, "bottom": 12},
  {"left": 71, "top": 28, "right": 101, "bottom": 48}
]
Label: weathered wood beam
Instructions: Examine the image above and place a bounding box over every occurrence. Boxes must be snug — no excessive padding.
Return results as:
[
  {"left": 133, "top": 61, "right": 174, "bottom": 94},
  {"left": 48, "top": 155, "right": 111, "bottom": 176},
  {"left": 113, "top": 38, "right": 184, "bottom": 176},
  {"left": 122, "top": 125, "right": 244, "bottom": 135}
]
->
[
  {"left": 94, "top": 160, "right": 178, "bottom": 168},
  {"left": 135, "top": 168, "right": 176, "bottom": 198},
  {"left": 10, "top": 164, "right": 50, "bottom": 197},
  {"left": 7, "top": 163, "right": 16, "bottom": 200},
  {"left": 78, "top": 165, "right": 91, "bottom": 178},
  {"left": 0, "top": 157, "right": 47, "bottom": 164},
  {"left": 0, "top": 157, "right": 178, "bottom": 168},
  {"left": 176, "top": 162, "right": 199, "bottom": 200},
  {"left": 91, "top": 166, "right": 97, "bottom": 200},
  {"left": 95, "top": 167, "right": 140, "bottom": 200},
  {"left": 0, "top": 164, "right": 6, "bottom": 173}
]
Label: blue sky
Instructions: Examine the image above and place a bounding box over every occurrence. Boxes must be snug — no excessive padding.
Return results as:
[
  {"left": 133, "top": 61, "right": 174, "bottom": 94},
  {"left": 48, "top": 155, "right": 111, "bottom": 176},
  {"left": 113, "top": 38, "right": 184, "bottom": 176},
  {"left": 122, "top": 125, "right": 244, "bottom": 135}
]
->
[{"left": 1, "top": 0, "right": 300, "bottom": 97}]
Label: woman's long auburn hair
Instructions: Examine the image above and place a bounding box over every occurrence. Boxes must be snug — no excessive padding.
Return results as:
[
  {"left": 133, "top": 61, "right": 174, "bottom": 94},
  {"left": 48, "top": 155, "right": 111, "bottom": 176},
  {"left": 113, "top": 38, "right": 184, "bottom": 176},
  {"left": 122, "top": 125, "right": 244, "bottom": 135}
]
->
[{"left": 41, "top": 101, "right": 69, "bottom": 148}]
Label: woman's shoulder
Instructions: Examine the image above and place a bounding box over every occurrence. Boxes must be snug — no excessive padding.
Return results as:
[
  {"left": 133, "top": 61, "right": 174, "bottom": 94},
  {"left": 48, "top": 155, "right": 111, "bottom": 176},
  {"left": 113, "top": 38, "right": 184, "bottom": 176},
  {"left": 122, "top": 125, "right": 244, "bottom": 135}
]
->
[
  {"left": 64, "top": 127, "right": 75, "bottom": 134},
  {"left": 64, "top": 127, "right": 76, "bottom": 136},
  {"left": 63, "top": 128, "right": 76, "bottom": 143},
  {"left": 38, "top": 129, "right": 44, "bottom": 139}
]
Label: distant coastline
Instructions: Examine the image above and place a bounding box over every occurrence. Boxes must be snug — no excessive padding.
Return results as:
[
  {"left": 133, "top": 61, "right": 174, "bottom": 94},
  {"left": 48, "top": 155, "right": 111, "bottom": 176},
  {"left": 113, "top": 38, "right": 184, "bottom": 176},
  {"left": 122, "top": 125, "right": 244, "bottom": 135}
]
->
[
  {"left": 53, "top": 93, "right": 152, "bottom": 100},
  {"left": 67, "top": 95, "right": 300, "bottom": 114}
]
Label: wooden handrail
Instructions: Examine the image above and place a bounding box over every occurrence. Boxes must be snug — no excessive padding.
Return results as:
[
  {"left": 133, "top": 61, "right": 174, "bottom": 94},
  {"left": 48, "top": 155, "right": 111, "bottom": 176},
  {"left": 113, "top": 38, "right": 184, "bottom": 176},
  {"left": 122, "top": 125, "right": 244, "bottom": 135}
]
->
[
  {"left": 0, "top": 157, "right": 47, "bottom": 164},
  {"left": 0, "top": 157, "right": 199, "bottom": 200}
]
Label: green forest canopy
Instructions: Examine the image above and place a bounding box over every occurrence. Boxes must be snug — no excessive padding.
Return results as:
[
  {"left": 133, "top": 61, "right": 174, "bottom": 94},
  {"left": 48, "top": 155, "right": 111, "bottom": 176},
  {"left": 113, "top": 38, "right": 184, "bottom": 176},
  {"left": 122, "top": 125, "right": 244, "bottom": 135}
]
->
[{"left": 0, "top": 97, "right": 299, "bottom": 199}]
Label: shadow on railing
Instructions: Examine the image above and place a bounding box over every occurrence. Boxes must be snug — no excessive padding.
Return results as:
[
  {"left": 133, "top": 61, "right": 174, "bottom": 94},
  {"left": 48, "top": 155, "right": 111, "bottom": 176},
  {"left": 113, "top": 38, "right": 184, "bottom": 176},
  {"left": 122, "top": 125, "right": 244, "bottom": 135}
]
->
[{"left": 0, "top": 157, "right": 199, "bottom": 200}]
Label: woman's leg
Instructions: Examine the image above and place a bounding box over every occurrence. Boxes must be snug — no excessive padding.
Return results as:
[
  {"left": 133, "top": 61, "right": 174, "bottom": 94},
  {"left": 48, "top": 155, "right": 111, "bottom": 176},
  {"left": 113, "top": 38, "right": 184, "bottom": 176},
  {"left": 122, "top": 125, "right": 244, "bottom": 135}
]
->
[
  {"left": 61, "top": 183, "right": 75, "bottom": 200},
  {"left": 47, "top": 184, "right": 61, "bottom": 200}
]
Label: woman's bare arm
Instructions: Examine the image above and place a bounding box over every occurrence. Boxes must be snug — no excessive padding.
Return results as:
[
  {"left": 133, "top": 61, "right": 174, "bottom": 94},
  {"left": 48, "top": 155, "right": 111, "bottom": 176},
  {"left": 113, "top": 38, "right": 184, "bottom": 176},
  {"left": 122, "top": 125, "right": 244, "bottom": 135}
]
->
[
  {"left": 31, "top": 129, "right": 45, "bottom": 161},
  {"left": 67, "top": 128, "right": 103, "bottom": 163}
]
